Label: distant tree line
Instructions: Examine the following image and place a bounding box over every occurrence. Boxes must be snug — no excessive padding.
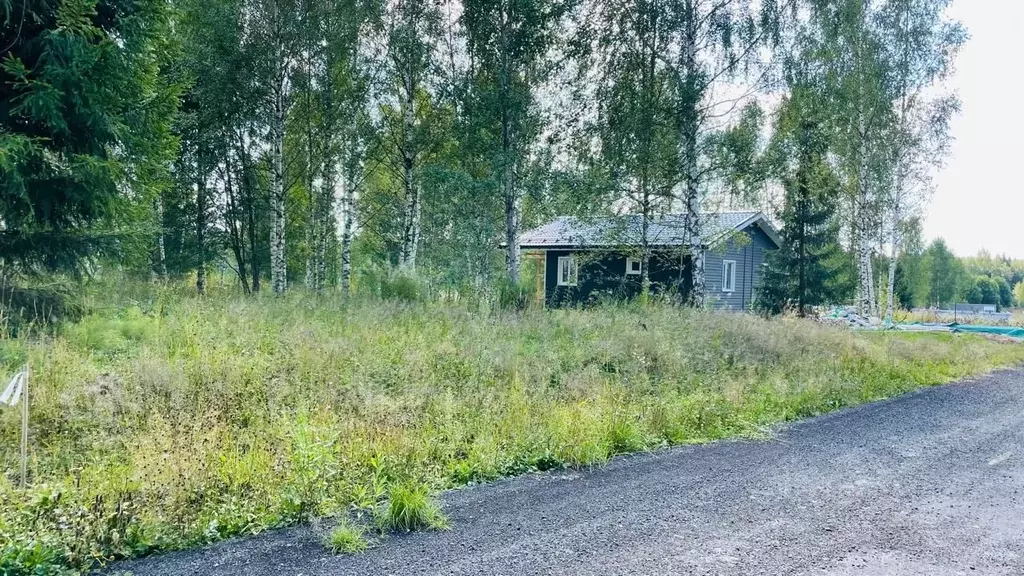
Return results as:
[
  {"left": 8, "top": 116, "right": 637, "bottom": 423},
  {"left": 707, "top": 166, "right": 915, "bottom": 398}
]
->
[{"left": 893, "top": 239, "right": 1024, "bottom": 310}]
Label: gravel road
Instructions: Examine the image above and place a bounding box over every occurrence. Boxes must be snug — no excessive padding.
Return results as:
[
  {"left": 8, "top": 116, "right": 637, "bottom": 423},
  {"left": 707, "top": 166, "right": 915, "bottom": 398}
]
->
[{"left": 110, "top": 369, "right": 1024, "bottom": 576}]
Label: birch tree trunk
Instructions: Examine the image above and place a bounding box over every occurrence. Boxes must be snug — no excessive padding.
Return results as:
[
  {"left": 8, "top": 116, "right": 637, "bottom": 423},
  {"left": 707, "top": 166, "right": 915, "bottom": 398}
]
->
[
  {"left": 340, "top": 111, "right": 359, "bottom": 297},
  {"left": 341, "top": 171, "right": 354, "bottom": 297},
  {"left": 304, "top": 154, "right": 318, "bottom": 290},
  {"left": 408, "top": 182, "right": 421, "bottom": 269},
  {"left": 503, "top": 154, "right": 519, "bottom": 286},
  {"left": 397, "top": 4, "right": 420, "bottom": 274},
  {"left": 270, "top": 55, "right": 288, "bottom": 295},
  {"left": 154, "top": 197, "right": 167, "bottom": 280},
  {"left": 885, "top": 225, "right": 897, "bottom": 323},
  {"left": 315, "top": 160, "right": 334, "bottom": 292},
  {"left": 500, "top": 19, "right": 520, "bottom": 287},
  {"left": 196, "top": 175, "right": 207, "bottom": 295},
  {"left": 398, "top": 126, "right": 419, "bottom": 271},
  {"left": 855, "top": 0, "right": 874, "bottom": 317},
  {"left": 640, "top": 191, "right": 651, "bottom": 301},
  {"left": 680, "top": 0, "right": 704, "bottom": 307},
  {"left": 304, "top": 205, "right": 318, "bottom": 289}
]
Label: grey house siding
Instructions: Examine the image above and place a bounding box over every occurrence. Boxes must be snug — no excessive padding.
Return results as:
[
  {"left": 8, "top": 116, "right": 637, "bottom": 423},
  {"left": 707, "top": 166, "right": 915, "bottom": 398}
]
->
[{"left": 704, "top": 226, "right": 774, "bottom": 311}]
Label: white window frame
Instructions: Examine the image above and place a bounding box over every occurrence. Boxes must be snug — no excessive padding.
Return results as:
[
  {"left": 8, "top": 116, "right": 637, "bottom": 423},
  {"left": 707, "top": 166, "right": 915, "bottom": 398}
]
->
[
  {"left": 722, "top": 260, "right": 736, "bottom": 293},
  {"left": 625, "top": 257, "right": 642, "bottom": 275},
  {"left": 557, "top": 256, "right": 578, "bottom": 287}
]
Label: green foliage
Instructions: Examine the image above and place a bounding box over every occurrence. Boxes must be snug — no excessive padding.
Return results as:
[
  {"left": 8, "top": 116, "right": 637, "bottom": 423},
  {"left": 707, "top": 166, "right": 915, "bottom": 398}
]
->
[
  {"left": 326, "top": 521, "right": 368, "bottom": 554},
  {"left": 891, "top": 237, "right": 1024, "bottom": 311},
  {"left": 375, "top": 483, "right": 448, "bottom": 532},
  {"left": 894, "top": 220, "right": 930, "bottom": 309},
  {"left": 995, "top": 276, "right": 1013, "bottom": 309},
  {"left": 714, "top": 103, "right": 769, "bottom": 203},
  {"left": 965, "top": 276, "right": 999, "bottom": 307},
  {"left": 65, "top": 306, "right": 158, "bottom": 353},
  {"left": 496, "top": 278, "right": 531, "bottom": 311},
  {"left": 578, "top": 0, "right": 678, "bottom": 227}
]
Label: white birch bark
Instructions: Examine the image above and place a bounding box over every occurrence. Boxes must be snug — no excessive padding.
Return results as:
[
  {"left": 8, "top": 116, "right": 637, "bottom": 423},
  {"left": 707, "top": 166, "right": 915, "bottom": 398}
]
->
[
  {"left": 499, "top": 14, "right": 520, "bottom": 287},
  {"left": 316, "top": 206, "right": 328, "bottom": 292},
  {"left": 855, "top": 0, "right": 874, "bottom": 317},
  {"left": 154, "top": 197, "right": 166, "bottom": 280},
  {"left": 680, "top": 0, "right": 704, "bottom": 307},
  {"left": 314, "top": 162, "right": 334, "bottom": 292},
  {"left": 304, "top": 187, "right": 318, "bottom": 290},
  {"left": 397, "top": 0, "right": 420, "bottom": 274},
  {"left": 640, "top": 191, "right": 651, "bottom": 300},
  {"left": 341, "top": 172, "right": 354, "bottom": 297},
  {"left": 885, "top": 219, "right": 897, "bottom": 323},
  {"left": 398, "top": 110, "right": 419, "bottom": 271},
  {"left": 409, "top": 181, "right": 421, "bottom": 270},
  {"left": 270, "top": 36, "right": 288, "bottom": 296}
]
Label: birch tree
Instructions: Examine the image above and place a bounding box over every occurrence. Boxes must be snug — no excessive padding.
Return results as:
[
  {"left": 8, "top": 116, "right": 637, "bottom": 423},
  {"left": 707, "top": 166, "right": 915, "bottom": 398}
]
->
[
  {"left": 177, "top": 0, "right": 270, "bottom": 294},
  {"left": 299, "top": 0, "right": 325, "bottom": 291},
  {"left": 577, "top": 0, "right": 678, "bottom": 298},
  {"left": 329, "top": 0, "right": 378, "bottom": 296},
  {"left": 461, "top": 0, "right": 562, "bottom": 286},
  {"left": 249, "top": 0, "right": 300, "bottom": 294},
  {"left": 385, "top": 0, "right": 440, "bottom": 273},
  {"left": 805, "top": 0, "right": 889, "bottom": 316},
  {"left": 876, "top": 0, "right": 964, "bottom": 321},
  {"left": 669, "top": 0, "right": 785, "bottom": 306}
]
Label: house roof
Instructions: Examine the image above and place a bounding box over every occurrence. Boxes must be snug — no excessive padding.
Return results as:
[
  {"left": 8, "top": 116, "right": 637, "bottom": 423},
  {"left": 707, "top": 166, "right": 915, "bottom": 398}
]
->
[{"left": 518, "top": 211, "right": 781, "bottom": 249}]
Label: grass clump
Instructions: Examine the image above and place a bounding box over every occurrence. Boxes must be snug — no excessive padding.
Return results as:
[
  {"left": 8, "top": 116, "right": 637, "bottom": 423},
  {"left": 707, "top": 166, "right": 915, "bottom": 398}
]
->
[
  {"left": 376, "top": 483, "right": 449, "bottom": 532},
  {"left": 326, "top": 521, "right": 368, "bottom": 554},
  {"left": 4, "top": 281, "right": 1024, "bottom": 573}
]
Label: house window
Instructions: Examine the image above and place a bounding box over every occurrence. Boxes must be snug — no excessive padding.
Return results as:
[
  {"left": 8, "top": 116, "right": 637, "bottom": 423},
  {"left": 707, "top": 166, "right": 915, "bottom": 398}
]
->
[
  {"left": 722, "top": 260, "right": 736, "bottom": 292},
  {"left": 626, "top": 257, "right": 641, "bottom": 275},
  {"left": 557, "top": 256, "right": 578, "bottom": 287}
]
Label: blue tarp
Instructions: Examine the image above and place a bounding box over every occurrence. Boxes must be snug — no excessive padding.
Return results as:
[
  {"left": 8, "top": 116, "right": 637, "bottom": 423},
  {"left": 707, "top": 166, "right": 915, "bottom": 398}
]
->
[
  {"left": 895, "top": 322, "right": 1024, "bottom": 339},
  {"left": 949, "top": 323, "right": 1024, "bottom": 339}
]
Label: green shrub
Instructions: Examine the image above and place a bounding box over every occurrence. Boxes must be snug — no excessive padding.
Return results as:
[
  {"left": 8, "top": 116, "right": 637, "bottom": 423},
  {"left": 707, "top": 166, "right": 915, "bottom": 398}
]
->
[
  {"left": 496, "top": 278, "right": 531, "bottom": 311},
  {"left": 380, "top": 274, "right": 422, "bottom": 303}
]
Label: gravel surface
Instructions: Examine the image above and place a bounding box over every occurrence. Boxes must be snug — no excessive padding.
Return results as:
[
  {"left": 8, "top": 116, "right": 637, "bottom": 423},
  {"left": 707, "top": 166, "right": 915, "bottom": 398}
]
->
[{"left": 109, "top": 369, "right": 1024, "bottom": 576}]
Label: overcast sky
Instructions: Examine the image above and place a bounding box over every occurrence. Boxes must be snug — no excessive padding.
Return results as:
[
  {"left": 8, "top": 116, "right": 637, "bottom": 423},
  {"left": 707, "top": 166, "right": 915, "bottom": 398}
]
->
[{"left": 922, "top": 0, "right": 1024, "bottom": 258}]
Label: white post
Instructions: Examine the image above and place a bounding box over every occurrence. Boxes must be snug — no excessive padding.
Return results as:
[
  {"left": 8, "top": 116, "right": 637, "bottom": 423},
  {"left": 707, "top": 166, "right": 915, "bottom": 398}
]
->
[{"left": 20, "top": 365, "right": 28, "bottom": 489}]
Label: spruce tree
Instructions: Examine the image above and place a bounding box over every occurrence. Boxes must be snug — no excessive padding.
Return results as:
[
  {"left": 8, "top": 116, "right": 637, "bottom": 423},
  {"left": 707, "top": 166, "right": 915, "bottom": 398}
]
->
[
  {"left": 0, "top": 0, "right": 179, "bottom": 288},
  {"left": 757, "top": 88, "right": 850, "bottom": 317}
]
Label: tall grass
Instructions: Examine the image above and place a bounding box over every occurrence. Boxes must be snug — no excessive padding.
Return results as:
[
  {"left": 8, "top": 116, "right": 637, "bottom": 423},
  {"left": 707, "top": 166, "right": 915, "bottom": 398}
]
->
[{"left": 2, "top": 283, "right": 1024, "bottom": 574}]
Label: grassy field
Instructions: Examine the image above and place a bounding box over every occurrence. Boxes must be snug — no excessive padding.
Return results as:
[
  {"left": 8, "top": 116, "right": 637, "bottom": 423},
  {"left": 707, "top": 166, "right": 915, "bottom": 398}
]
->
[{"left": 3, "top": 283, "right": 1024, "bottom": 574}]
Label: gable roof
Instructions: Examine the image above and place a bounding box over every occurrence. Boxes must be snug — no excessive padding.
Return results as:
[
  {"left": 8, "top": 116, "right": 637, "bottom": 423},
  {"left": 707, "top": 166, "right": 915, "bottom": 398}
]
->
[{"left": 518, "top": 211, "right": 781, "bottom": 250}]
